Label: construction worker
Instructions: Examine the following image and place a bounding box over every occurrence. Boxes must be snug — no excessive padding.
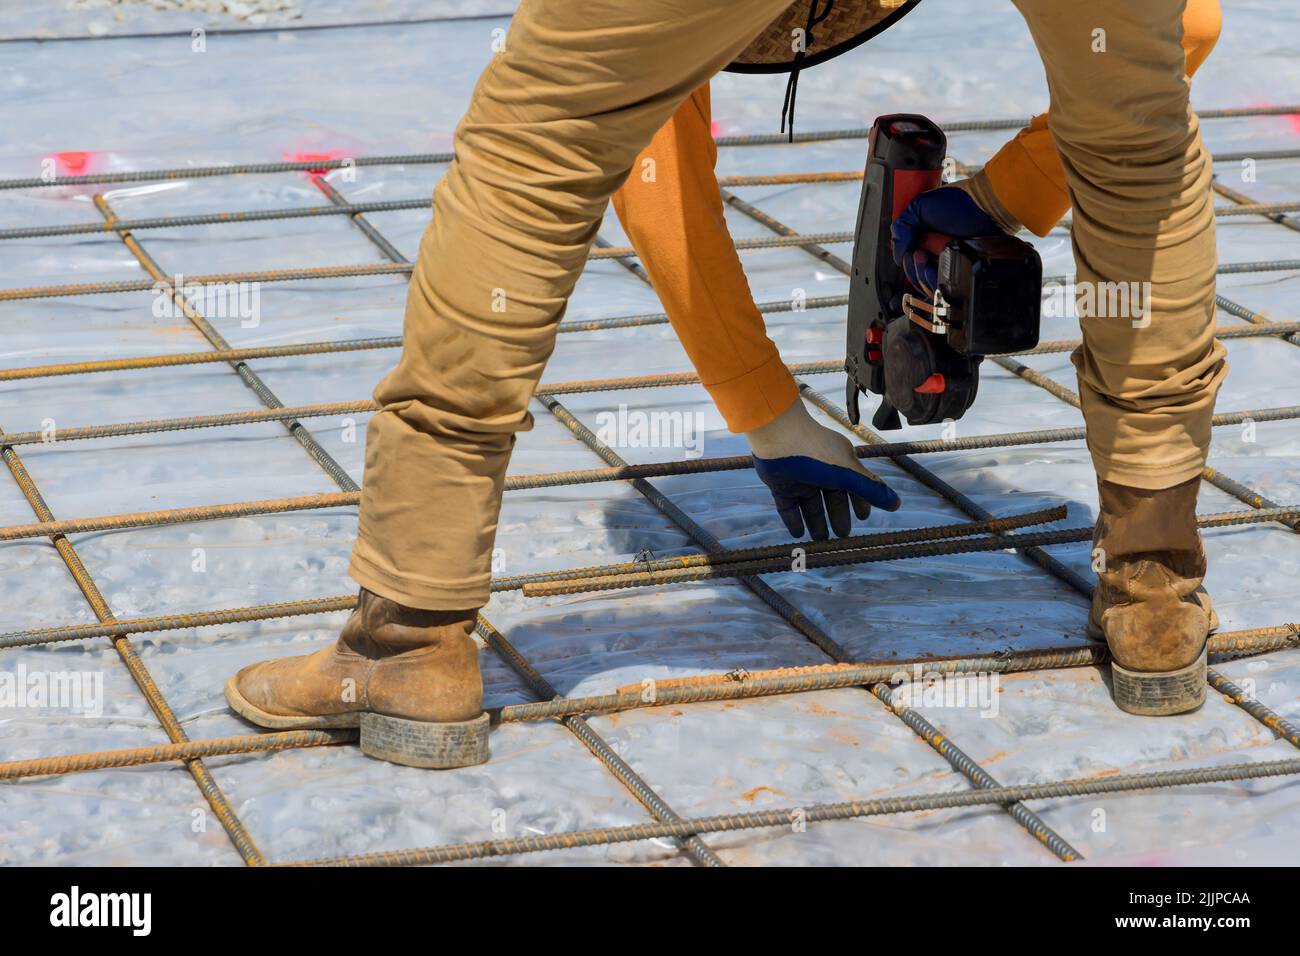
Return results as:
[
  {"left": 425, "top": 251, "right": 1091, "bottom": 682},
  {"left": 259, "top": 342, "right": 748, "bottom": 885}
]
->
[{"left": 226, "top": 0, "right": 1226, "bottom": 768}]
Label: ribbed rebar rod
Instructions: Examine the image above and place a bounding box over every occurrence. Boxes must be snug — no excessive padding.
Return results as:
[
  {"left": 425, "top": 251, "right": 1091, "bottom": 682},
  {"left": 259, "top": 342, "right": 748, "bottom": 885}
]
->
[
  {"left": 7, "top": 393, "right": 1297, "bottom": 501},
  {"left": 1208, "top": 669, "right": 1300, "bottom": 748},
  {"left": 3, "top": 252, "right": 1296, "bottom": 305},
  {"left": 0, "top": 153, "right": 454, "bottom": 191},
  {"left": 7, "top": 313, "right": 1300, "bottom": 386},
  {"left": 11, "top": 385, "right": 1298, "bottom": 455},
  {"left": 0, "top": 9, "right": 517, "bottom": 45},
  {"left": 990, "top": 356, "right": 1300, "bottom": 533},
  {"left": 0, "top": 491, "right": 358, "bottom": 542},
  {"left": 10, "top": 646, "right": 1299, "bottom": 790},
  {"left": 14, "top": 192, "right": 1295, "bottom": 243},
  {"left": 0, "top": 335, "right": 404, "bottom": 383},
  {"left": 1214, "top": 179, "right": 1300, "bottom": 234},
  {"left": 523, "top": 506, "right": 1300, "bottom": 597},
  {"left": 497, "top": 505, "right": 1066, "bottom": 590},
  {"left": 0, "top": 651, "right": 1101, "bottom": 782},
  {"left": 1031, "top": 318, "right": 1300, "bottom": 354},
  {"left": 0, "top": 198, "right": 435, "bottom": 241},
  {"left": 3, "top": 107, "right": 1292, "bottom": 192},
  {"left": 1215, "top": 295, "right": 1300, "bottom": 343},
  {"left": 711, "top": 108, "right": 1300, "bottom": 143},
  {"left": 0, "top": 729, "right": 356, "bottom": 782},
  {"left": 0, "top": 424, "right": 266, "bottom": 865},
  {"left": 556, "top": 293, "right": 851, "bottom": 335},
  {"left": 3, "top": 624, "right": 1292, "bottom": 771},
  {"left": 538, "top": 391, "right": 1081, "bottom": 861},
  {"left": 0, "top": 262, "right": 411, "bottom": 302},
  {"left": 325, "top": 174, "right": 723, "bottom": 868},
  {"left": 0, "top": 595, "right": 359, "bottom": 650},
  {"left": 0, "top": 400, "right": 376, "bottom": 447},
  {"left": 286, "top": 755, "right": 1300, "bottom": 866}
]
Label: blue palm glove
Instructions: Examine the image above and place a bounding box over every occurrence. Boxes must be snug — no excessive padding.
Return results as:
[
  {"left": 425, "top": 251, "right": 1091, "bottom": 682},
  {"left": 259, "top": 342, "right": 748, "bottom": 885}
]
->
[
  {"left": 890, "top": 185, "right": 1004, "bottom": 294},
  {"left": 748, "top": 400, "right": 901, "bottom": 540}
]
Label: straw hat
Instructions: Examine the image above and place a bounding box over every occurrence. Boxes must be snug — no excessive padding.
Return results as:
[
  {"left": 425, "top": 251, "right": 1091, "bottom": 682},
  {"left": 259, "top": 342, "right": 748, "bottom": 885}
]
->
[{"left": 726, "top": 0, "right": 921, "bottom": 74}]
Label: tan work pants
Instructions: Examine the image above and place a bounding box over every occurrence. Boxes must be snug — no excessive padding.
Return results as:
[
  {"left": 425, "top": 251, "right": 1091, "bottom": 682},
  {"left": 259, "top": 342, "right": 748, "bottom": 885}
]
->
[
  {"left": 351, "top": 0, "right": 1224, "bottom": 610},
  {"left": 1012, "top": 1, "right": 1226, "bottom": 489}
]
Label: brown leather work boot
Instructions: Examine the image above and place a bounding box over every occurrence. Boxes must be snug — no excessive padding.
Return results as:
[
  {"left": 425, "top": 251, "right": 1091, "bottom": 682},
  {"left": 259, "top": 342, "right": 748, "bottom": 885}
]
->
[
  {"left": 1088, "top": 476, "right": 1212, "bottom": 716},
  {"left": 225, "top": 588, "right": 488, "bottom": 768}
]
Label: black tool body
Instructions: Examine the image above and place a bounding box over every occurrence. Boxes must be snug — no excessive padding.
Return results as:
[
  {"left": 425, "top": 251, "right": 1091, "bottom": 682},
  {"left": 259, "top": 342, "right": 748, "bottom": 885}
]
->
[{"left": 845, "top": 114, "right": 1042, "bottom": 430}]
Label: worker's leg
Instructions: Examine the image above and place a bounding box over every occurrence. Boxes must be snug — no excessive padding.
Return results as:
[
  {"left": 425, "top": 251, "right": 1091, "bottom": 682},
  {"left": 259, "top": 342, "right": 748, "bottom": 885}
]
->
[
  {"left": 1012, "top": 0, "right": 1226, "bottom": 714},
  {"left": 231, "top": 0, "right": 795, "bottom": 765},
  {"left": 1013, "top": 0, "right": 1225, "bottom": 490},
  {"left": 348, "top": 0, "right": 792, "bottom": 611},
  {"left": 969, "top": 0, "right": 1221, "bottom": 236},
  {"left": 612, "top": 84, "right": 799, "bottom": 433}
]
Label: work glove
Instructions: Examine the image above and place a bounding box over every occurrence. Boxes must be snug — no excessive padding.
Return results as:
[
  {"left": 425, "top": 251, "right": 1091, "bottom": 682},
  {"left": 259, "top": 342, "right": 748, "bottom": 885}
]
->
[
  {"left": 890, "top": 184, "right": 1005, "bottom": 295},
  {"left": 747, "top": 399, "right": 901, "bottom": 540}
]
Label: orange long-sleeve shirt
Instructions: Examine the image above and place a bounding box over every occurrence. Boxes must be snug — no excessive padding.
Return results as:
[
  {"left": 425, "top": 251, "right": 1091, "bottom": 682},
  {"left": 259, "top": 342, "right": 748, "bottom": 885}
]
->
[{"left": 613, "top": 0, "right": 1220, "bottom": 432}]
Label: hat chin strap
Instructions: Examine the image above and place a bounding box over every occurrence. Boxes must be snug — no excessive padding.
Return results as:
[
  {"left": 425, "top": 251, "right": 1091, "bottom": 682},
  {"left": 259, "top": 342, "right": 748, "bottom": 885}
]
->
[{"left": 780, "top": 0, "right": 836, "bottom": 141}]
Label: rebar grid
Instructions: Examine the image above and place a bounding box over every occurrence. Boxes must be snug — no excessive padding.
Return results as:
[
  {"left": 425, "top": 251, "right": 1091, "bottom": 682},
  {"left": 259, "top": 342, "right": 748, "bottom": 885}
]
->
[
  {"left": 0, "top": 421, "right": 267, "bottom": 865},
  {"left": 4, "top": 623, "right": 1296, "bottom": 784},
  {"left": 2, "top": 102, "right": 1299, "bottom": 867},
  {"left": 591, "top": 227, "right": 1086, "bottom": 858}
]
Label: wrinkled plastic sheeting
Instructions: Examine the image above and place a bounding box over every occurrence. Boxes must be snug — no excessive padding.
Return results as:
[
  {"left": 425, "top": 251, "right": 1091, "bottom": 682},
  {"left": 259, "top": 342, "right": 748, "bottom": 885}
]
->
[{"left": 0, "top": 0, "right": 1298, "bottom": 865}]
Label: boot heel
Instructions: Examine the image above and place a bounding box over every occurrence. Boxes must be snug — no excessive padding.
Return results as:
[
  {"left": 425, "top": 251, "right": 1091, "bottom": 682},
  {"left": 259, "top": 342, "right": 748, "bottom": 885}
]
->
[
  {"left": 1111, "top": 646, "right": 1207, "bottom": 716},
  {"left": 360, "top": 711, "right": 490, "bottom": 769}
]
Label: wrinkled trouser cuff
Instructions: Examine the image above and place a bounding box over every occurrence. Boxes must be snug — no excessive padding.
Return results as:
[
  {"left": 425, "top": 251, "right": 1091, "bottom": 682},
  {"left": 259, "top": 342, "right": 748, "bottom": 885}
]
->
[{"left": 349, "top": 543, "right": 488, "bottom": 612}]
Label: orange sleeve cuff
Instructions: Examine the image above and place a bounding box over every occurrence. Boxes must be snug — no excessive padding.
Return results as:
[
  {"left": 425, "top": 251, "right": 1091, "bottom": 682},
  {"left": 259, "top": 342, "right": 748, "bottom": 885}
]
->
[
  {"left": 981, "top": 114, "right": 1071, "bottom": 238},
  {"left": 704, "top": 352, "right": 799, "bottom": 434}
]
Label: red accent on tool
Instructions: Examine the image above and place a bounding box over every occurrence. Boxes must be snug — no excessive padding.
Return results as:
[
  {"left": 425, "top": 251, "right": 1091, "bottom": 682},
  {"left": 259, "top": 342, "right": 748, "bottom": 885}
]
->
[
  {"left": 920, "top": 232, "right": 952, "bottom": 256},
  {"left": 890, "top": 168, "right": 942, "bottom": 222},
  {"left": 914, "top": 373, "right": 946, "bottom": 394}
]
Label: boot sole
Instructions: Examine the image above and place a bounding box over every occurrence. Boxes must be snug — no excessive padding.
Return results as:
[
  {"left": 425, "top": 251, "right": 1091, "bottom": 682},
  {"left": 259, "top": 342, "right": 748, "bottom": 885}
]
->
[
  {"left": 1111, "top": 646, "right": 1207, "bottom": 716},
  {"left": 226, "top": 678, "right": 491, "bottom": 768},
  {"left": 224, "top": 678, "right": 361, "bottom": 730},
  {"left": 361, "top": 711, "right": 490, "bottom": 769}
]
